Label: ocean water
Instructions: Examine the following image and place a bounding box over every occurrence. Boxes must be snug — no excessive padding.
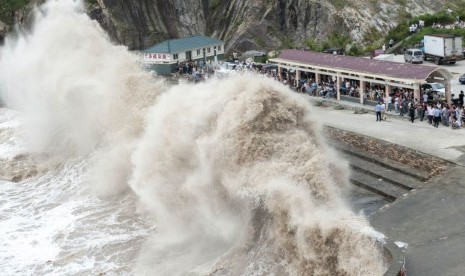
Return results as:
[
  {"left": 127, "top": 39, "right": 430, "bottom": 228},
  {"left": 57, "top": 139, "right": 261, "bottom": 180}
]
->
[{"left": 0, "top": 1, "right": 388, "bottom": 275}]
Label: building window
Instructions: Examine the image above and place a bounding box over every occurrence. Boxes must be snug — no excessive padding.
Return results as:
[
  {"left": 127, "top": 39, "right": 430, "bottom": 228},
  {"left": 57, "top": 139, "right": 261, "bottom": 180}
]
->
[
  {"left": 173, "top": 53, "right": 178, "bottom": 59},
  {"left": 197, "top": 49, "right": 200, "bottom": 55},
  {"left": 218, "top": 45, "right": 222, "bottom": 51},
  {"left": 207, "top": 47, "right": 211, "bottom": 53}
]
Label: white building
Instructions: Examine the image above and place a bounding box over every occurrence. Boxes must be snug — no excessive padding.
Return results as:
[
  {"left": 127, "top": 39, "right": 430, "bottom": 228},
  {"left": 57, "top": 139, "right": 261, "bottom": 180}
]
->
[{"left": 141, "top": 35, "right": 225, "bottom": 74}]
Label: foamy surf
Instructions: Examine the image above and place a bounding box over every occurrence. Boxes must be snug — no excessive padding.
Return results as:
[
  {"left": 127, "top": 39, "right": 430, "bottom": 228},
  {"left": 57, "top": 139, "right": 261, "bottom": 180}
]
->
[
  {"left": 0, "top": 0, "right": 387, "bottom": 275},
  {"left": 130, "top": 75, "right": 387, "bottom": 275}
]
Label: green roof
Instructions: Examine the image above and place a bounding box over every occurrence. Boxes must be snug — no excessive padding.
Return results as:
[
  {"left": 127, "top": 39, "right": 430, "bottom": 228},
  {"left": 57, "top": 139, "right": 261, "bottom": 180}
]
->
[{"left": 142, "top": 35, "right": 224, "bottom": 54}]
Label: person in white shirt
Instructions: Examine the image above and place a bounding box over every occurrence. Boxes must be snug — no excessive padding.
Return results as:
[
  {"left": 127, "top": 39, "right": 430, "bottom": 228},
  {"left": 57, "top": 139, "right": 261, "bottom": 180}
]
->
[
  {"left": 427, "top": 105, "right": 434, "bottom": 125},
  {"left": 387, "top": 95, "right": 393, "bottom": 111},
  {"left": 423, "top": 93, "right": 428, "bottom": 103}
]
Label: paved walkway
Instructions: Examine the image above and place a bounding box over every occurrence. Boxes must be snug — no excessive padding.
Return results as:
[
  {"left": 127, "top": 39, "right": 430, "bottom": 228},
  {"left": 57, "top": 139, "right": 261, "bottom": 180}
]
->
[
  {"left": 309, "top": 97, "right": 465, "bottom": 166},
  {"left": 308, "top": 96, "right": 465, "bottom": 276}
]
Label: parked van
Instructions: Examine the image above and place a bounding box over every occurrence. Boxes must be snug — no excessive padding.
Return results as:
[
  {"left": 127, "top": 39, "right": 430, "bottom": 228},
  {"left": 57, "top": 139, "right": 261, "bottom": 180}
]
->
[{"left": 404, "top": 48, "right": 424, "bottom": 64}]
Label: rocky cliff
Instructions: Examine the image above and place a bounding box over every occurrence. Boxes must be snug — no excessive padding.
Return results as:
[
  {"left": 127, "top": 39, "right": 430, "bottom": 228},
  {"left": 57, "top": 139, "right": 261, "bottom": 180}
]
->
[{"left": 0, "top": 0, "right": 462, "bottom": 54}]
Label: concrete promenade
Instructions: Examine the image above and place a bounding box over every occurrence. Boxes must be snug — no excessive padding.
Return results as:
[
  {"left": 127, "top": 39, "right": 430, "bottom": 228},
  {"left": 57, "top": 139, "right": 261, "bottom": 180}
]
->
[
  {"left": 311, "top": 98, "right": 465, "bottom": 166},
  {"left": 310, "top": 97, "right": 465, "bottom": 275}
]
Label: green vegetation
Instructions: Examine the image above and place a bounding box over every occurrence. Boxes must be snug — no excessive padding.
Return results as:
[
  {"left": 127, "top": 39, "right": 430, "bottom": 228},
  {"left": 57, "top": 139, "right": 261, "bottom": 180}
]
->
[
  {"left": 354, "top": 108, "right": 368, "bottom": 114},
  {"left": 304, "top": 32, "right": 352, "bottom": 53},
  {"left": 0, "top": 0, "right": 30, "bottom": 25},
  {"left": 387, "top": 8, "right": 465, "bottom": 47},
  {"left": 85, "top": 0, "right": 98, "bottom": 5},
  {"left": 327, "top": 0, "right": 352, "bottom": 9},
  {"left": 333, "top": 104, "right": 344, "bottom": 110},
  {"left": 210, "top": 0, "right": 220, "bottom": 11},
  {"left": 281, "top": 36, "right": 296, "bottom": 49},
  {"left": 305, "top": 38, "right": 322, "bottom": 52},
  {"left": 346, "top": 43, "right": 364, "bottom": 56},
  {"left": 364, "top": 26, "right": 383, "bottom": 45},
  {"left": 255, "top": 37, "right": 266, "bottom": 48},
  {"left": 313, "top": 100, "right": 325, "bottom": 107}
]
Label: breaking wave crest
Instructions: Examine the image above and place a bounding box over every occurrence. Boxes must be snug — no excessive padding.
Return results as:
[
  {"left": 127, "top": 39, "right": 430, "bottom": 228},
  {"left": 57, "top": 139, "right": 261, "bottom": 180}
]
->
[
  {"left": 130, "top": 76, "right": 387, "bottom": 275},
  {"left": 0, "top": 0, "right": 387, "bottom": 275}
]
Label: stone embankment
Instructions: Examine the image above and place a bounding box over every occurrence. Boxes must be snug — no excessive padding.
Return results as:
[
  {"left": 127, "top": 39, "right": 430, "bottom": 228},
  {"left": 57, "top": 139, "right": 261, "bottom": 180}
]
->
[
  {"left": 323, "top": 127, "right": 452, "bottom": 202},
  {"left": 324, "top": 126, "right": 451, "bottom": 177}
]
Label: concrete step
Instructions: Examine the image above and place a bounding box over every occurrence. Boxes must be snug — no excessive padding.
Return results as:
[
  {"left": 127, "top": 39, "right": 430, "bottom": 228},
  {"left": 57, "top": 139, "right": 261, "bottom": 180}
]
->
[
  {"left": 327, "top": 139, "right": 428, "bottom": 182},
  {"left": 350, "top": 170, "right": 411, "bottom": 202},
  {"left": 345, "top": 153, "right": 425, "bottom": 190}
]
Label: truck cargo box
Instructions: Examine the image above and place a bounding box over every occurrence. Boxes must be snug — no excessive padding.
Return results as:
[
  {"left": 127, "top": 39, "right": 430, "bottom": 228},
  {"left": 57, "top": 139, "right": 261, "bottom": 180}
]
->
[{"left": 423, "top": 34, "right": 463, "bottom": 64}]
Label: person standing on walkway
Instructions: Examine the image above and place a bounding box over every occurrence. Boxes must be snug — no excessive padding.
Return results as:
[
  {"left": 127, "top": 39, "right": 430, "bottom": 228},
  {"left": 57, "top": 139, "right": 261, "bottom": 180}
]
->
[
  {"left": 409, "top": 102, "right": 416, "bottom": 123},
  {"left": 461, "top": 106, "right": 465, "bottom": 127},
  {"left": 399, "top": 98, "right": 404, "bottom": 116},
  {"left": 375, "top": 102, "right": 383, "bottom": 121},
  {"left": 387, "top": 94, "right": 393, "bottom": 111},
  {"left": 417, "top": 103, "right": 425, "bottom": 121},
  {"left": 427, "top": 104, "right": 434, "bottom": 125},
  {"left": 423, "top": 92, "right": 428, "bottom": 104},
  {"left": 453, "top": 107, "right": 462, "bottom": 128},
  {"left": 459, "top": 91, "right": 464, "bottom": 107},
  {"left": 403, "top": 99, "right": 409, "bottom": 116},
  {"left": 442, "top": 105, "right": 450, "bottom": 127},
  {"left": 394, "top": 96, "right": 399, "bottom": 113},
  {"left": 433, "top": 106, "right": 441, "bottom": 128}
]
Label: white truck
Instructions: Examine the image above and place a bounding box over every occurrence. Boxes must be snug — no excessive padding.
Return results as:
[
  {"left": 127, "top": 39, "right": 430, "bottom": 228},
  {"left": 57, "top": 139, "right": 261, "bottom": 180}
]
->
[{"left": 420, "top": 34, "right": 463, "bottom": 65}]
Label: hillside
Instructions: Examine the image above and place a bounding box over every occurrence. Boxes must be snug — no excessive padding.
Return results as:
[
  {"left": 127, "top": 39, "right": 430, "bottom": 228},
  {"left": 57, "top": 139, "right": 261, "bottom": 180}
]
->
[{"left": 1, "top": 0, "right": 464, "bottom": 54}]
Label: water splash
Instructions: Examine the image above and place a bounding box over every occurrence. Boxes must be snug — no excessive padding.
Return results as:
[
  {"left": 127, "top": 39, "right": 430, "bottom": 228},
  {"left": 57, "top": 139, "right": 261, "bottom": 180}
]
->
[
  {"left": 0, "top": 0, "right": 387, "bottom": 275},
  {"left": 0, "top": 0, "right": 164, "bottom": 156},
  {"left": 130, "top": 75, "right": 387, "bottom": 275},
  {"left": 0, "top": 0, "right": 166, "bottom": 195}
]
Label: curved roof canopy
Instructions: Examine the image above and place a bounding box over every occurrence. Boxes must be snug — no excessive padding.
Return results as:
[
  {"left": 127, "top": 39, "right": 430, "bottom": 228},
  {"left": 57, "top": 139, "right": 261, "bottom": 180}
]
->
[{"left": 273, "top": 49, "right": 453, "bottom": 83}]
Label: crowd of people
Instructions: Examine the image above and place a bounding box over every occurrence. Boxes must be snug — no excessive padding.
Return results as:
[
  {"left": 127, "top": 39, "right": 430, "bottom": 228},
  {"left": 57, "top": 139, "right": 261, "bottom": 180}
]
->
[
  {"left": 174, "top": 59, "right": 465, "bottom": 131},
  {"left": 286, "top": 74, "right": 465, "bottom": 130},
  {"left": 175, "top": 59, "right": 267, "bottom": 82},
  {"left": 373, "top": 90, "right": 465, "bottom": 129}
]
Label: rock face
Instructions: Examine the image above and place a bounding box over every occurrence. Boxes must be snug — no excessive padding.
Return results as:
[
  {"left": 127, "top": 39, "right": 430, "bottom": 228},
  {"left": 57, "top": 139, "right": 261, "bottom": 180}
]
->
[
  {"left": 90, "top": 0, "right": 208, "bottom": 50},
  {"left": 88, "top": 0, "right": 450, "bottom": 53},
  {"left": 0, "top": 0, "right": 457, "bottom": 53}
]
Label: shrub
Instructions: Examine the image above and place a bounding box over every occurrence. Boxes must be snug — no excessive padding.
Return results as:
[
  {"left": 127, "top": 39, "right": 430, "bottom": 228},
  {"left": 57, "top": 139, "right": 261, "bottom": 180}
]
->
[
  {"left": 0, "top": 0, "right": 30, "bottom": 25},
  {"left": 354, "top": 108, "right": 368, "bottom": 114},
  {"left": 333, "top": 104, "right": 345, "bottom": 110}
]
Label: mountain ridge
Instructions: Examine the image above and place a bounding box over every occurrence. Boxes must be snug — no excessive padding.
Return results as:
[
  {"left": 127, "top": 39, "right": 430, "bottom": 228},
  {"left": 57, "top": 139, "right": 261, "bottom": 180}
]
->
[{"left": 1, "top": 0, "right": 464, "bottom": 54}]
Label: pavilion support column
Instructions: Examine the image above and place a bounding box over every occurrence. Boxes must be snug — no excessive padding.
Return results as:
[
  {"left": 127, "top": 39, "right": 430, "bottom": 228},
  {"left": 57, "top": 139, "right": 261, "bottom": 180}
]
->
[
  {"left": 315, "top": 73, "right": 321, "bottom": 84},
  {"left": 385, "top": 85, "right": 390, "bottom": 100},
  {"left": 278, "top": 66, "right": 282, "bottom": 81},
  {"left": 296, "top": 69, "right": 300, "bottom": 87},
  {"left": 336, "top": 75, "right": 341, "bottom": 100},
  {"left": 413, "top": 83, "right": 421, "bottom": 103},
  {"left": 360, "top": 80, "right": 365, "bottom": 104},
  {"left": 445, "top": 80, "right": 452, "bottom": 105}
]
